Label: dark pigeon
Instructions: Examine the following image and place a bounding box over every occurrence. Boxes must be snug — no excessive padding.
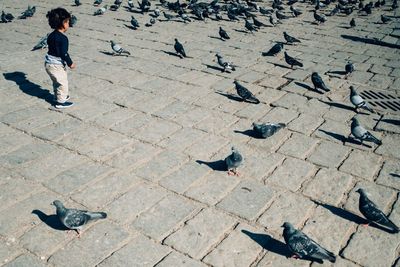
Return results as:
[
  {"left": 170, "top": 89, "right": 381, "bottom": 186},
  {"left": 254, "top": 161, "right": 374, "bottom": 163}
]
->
[
  {"left": 351, "top": 117, "right": 382, "bottom": 145},
  {"left": 94, "top": 0, "right": 103, "bottom": 6},
  {"left": 245, "top": 19, "right": 258, "bottom": 33},
  {"left": 283, "top": 32, "right": 301, "bottom": 44},
  {"left": 290, "top": 5, "right": 302, "bottom": 16},
  {"left": 313, "top": 10, "right": 326, "bottom": 23},
  {"left": 262, "top": 42, "right": 283, "bottom": 56},
  {"left": 131, "top": 15, "right": 139, "bottom": 29},
  {"left": 282, "top": 222, "right": 336, "bottom": 263},
  {"left": 1, "top": 11, "right": 14, "bottom": 23},
  {"left": 253, "top": 16, "right": 267, "bottom": 27},
  {"left": 234, "top": 80, "right": 260, "bottom": 104},
  {"left": 311, "top": 72, "right": 329, "bottom": 92},
  {"left": 69, "top": 14, "right": 77, "bottom": 27},
  {"left": 381, "top": 14, "right": 392, "bottom": 23},
  {"left": 345, "top": 61, "right": 354, "bottom": 78},
  {"left": 52, "top": 200, "right": 107, "bottom": 237},
  {"left": 350, "top": 18, "right": 356, "bottom": 27},
  {"left": 225, "top": 146, "right": 243, "bottom": 176},
  {"left": 284, "top": 52, "right": 303, "bottom": 68},
  {"left": 349, "top": 86, "right": 374, "bottom": 113},
  {"left": 75, "top": 0, "right": 82, "bottom": 6},
  {"left": 219, "top": 27, "right": 230, "bottom": 40},
  {"left": 276, "top": 10, "right": 289, "bottom": 19},
  {"left": 356, "top": 188, "right": 399, "bottom": 233},
  {"left": 252, "top": 122, "right": 286, "bottom": 138},
  {"left": 174, "top": 38, "right": 186, "bottom": 58}
]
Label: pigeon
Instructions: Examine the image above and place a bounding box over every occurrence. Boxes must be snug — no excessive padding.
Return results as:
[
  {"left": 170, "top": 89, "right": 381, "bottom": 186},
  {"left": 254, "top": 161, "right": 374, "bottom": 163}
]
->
[
  {"left": 1, "top": 11, "right": 14, "bottom": 23},
  {"left": 94, "top": 0, "right": 103, "bottom": 6},
  {"left": 311, "top": 72, "right": 330, "bottom": 92},
  {"left": 349, "top": 17, "right": 356, "bottom": 27},
  {"left": 345, "top": 61, "right": 354, "bottom": 78},
  {"left": 32, "top": 34, "right": 49, "bottom": 51},
  {"left": 131, "top": 16, "right": 139, "bottom": 29},
  {"left": 128, "top": 0, "right": 134, "bottom": 8},
  {"left": 138, "top": 0, "right": 151, "bottom": 12},
  {"left": 145, "top": 18, "right": 156, "bottom": 26},
  {"left": 259, "top": 7, "right": 274, "bottom": 15},
  {"left": 290, "top": 5, "right": 302, "bottom": 16},
  {"left": 349, "top": 86, "right": 374, "bottom": 113},
  {"left": 313, "top": 10, "right": 327, "bottom": 23},
  {"left": 381, "top": 14, "right": 392, "bottom": 23},
  {"left": 110, "top": 3, "right": 121, "bottom": 11},
  {"left": 75, "top": 0, "right": 82, "bottom": 6},
  {"left": 110, "top": 40, "right": 131, "bottom": 55},
  {"left": 225, "top": 147, "right": 243, "bottom": 176},
  {"left": 283, "top": 32, "right": 301, "bottom": 44},
  {"left": 356, "top": 189, "right": 399, "bottom": 233},
  {"left": 276, "top": 10, "right": 289, "bottom": 20},
  {"left": 252, "top": 122, "right": 286, "bottom": 138},
  {"left": 393, "top": 0, "right": 398, "bottom": 9},
  {"left": 282, "top": 222, "right": 336, "bottom": 263},
  {"left": 19, "top": 6, "right": 36, "bottom": 19},
  {"left": 234, "top": 80, "right": 260, "bottom": 104},
  {"left": 253, "top": 16, "right": 267, "bottom": 27},
  {"left": 52, "top": 200, "right": 107, "bottom": 237},
  {"left": 269, "top": 15, "right": 280, "bottom": 26},
  {"left": 163, "top": 11, "right": 175, "bottom": 20},
  {"left": 216, "top": 54, "right": 236, "bottom": 72},
  {"left": 284, "top": 52, "right": 303, "bottom": 69},
  {"left": 178, "top": 10, "right": 191, "bottom": 23},
  {"left": 69, "top": 14, "right": 77, "bottom": 27},
  {"left": 351, "top": 117, "right": 382, "bottom": 145},
  {"left": 94, "top": 5, "right": 108, "bottom": 15},
  {"left": 245, "top": 19, "right": 258, "bottom": 33},
  {"left": 174, "top": 38, "right": 186, "bottom": 58},
  {"left": 219, "top": 27, "right": 230, "bottom": 40},
  {"left": 262, "top": 42, "right": 283, "bottom": 56},
  {"left": 153, "top": 8, "right": 160, "bottom": 17}
]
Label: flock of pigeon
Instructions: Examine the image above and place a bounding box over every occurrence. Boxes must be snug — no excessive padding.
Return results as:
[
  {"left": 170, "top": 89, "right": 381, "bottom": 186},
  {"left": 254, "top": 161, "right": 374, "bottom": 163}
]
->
[{"left": 2, "top": 0, "right": 399, "bottom": 264}]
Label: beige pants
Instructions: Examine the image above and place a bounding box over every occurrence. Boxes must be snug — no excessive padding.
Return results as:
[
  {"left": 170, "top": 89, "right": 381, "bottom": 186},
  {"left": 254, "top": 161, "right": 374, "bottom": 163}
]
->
[{"left": 45, "top": 63, "right": 69, "bottom": 103}]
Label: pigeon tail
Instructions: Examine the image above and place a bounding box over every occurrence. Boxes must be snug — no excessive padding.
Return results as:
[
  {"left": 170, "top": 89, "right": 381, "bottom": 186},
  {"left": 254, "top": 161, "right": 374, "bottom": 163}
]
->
[
  {"left": 87, "top": 211, "right": 107, "bottom": 220},
  {"left": 365, "top": 133, "right": 382, "bottom": 145},
  {"left": 247, "top": 96, "right": 260, "bottom": 104}
]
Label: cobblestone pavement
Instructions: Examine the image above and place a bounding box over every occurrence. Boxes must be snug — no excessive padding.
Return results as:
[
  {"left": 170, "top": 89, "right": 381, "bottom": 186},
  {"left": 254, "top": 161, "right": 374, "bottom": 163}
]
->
[{"left": 1, "top": 0, "right": 400, "bottom": 266}]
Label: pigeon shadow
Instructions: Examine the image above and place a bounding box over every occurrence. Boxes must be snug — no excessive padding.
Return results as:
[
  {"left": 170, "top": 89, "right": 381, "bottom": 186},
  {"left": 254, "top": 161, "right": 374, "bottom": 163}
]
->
[
  {"left": 390, "top": 173, "right": 400, "bottom": 178},
  {"left": 124, "top": 24, "right": 138, "bottom": 30},
  {"left": 196, "top": 159, "right": 226, "bottom": 171},
  {"left": 3, "top": 72, "right": 54, "bottom": 105},
  {"left": 346, "top": 136, "right": 372, "bottom": 148},
  {"left": 234, "top": 129, "right": 263, "bottom": 139},
  {"left": 204, "top": 64, "right": 225, "bottom": 72},
  {"left": 341, "top": 35, "right": 400, "bottom": 49},
  {"left": 294, "top": 81, "right": 323, "bottom": 94},
  {"left": 321, "top": 101, "right": 355, "bottom": 111},
  {"left": 215, "top": 91, "right": 243, "bottom": 102},
  {"left": 209, "top": 35, "right": 224, "bottom": 41},
  {"left": 316, "top": 202, "right": 367, "bottom": 224},
  {"left": 161, "top": 50, "right": 182, "bottom": 58},
  {"left": 31, "top": 210, "right": 69, "bottom": 231},
  {"left": 380, "top": 118, "right": 400, "bottom": 126},
  {"left": 273, "top": 63, "right": 292, "bottom": 70},
  {"left": 318, "top": 129, "right": 347, "bottom": 142},
  {"left": 99, "top": 50, "right": 116, "bottom": 56},
  {"left": 325, "top": 70, "right": 347, "bottom": 75},
  {"left": 241, "top": 230, "right": 292, "bottom": 257},
  {"left": 233, "top": 29, "right": 251, "bottom": 34}
]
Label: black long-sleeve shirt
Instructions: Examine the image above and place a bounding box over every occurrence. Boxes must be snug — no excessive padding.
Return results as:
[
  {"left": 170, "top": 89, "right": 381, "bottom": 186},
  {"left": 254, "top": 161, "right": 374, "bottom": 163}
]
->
[{"left": 47, "top": 30, "right": 73, "bottom": 67}]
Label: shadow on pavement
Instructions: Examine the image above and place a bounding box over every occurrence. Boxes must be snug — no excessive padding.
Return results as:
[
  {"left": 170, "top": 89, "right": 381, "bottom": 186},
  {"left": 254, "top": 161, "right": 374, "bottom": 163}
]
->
[
  {"left": 195, "top": 159, "right": 226, "bottom": 171},
  {"left": 32, "top": 209, "right": 69, "bottom": 231},
  {"left": 341, "top": 34, "right": 400, "bottom": 49},
  {"left": 241, "top": 230, "right": 291, "bottom": 257},
  {"left": 3, "top": 71, "right": 54, "bottom": 104}
]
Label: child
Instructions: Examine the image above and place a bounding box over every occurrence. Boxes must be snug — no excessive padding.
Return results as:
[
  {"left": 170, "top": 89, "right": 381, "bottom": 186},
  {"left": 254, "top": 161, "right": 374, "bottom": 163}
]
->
[{"left": 45, "top": 8, "right": 76, "bottom": 108}]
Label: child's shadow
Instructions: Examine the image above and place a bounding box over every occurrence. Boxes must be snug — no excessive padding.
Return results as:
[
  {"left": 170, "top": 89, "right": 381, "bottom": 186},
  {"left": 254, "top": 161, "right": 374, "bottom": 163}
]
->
[
  {"left": 3, "top": 72, "right": 54, "bottom": 104},
  {"left": 32, "top": 209, "right": 69, "bottom": 231}
]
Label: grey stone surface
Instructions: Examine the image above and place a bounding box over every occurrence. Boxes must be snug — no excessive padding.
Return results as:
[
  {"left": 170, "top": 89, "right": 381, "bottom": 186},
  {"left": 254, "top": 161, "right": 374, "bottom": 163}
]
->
[
  {"left": 217, "top": 180, "right": 277, "bottom": 220},
  {"left": 164, "top": 208, "right": 236, "bottom": 259},
  {"left": 0, "top": 1, "right": 399, "bottom": 266}
]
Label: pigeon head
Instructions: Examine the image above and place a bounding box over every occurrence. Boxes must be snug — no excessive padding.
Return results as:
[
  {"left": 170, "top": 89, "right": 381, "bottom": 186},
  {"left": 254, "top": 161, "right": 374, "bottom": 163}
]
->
[
  {"left": 356, "top": 188, "right": 367, "bottom": 196},
  {"left": 351, "top": 117, "right": 360, "bottom": 126},
  {"left": 174, "top": 38, "right": 178, "bottom": 42},
  {"left": 311, "top": 72, "right": 318, "bottom": 78},
  {"left": 110, "top": 40, "right": 115, "bottom": 45},
  {"left": 52, "top": 200, "right": 64, "bottom": 209},
  {"left": 349, "top": 86, "right": 356, "bottom": 94},
  {"left": 215, "top": 53, "right": 221, "bottom": 58},
  {"left": 281, "top": 222, "right": 295, "bottom": 230}
]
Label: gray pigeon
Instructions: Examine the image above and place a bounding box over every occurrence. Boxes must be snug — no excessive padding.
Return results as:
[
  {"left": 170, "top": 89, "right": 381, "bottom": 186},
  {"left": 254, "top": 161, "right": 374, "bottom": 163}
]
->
[
  {"left": 131, "top": 15, "right": 139, "bottom": 29},
  {"left": 252, "top": 122, "right": 286, "bottom": 138},
  {"left": 69, "top": 14, "right": 77, "bottom": 27},
  {"left": 283, "top": 32, "right": 301, "bottom": 44},
  {"left": 284, "top": 52, "right": 303, "bottom": 69},
  {"left": 219, "top": 27, "right": 230, "bottom": 40},
  {"left": 351, "top": 117, "right": 382, "bottom": 145},
  {"left": 345, "top": 61, "right": 354, "bottom": 78},
  {"left": 356, "top": 189, "right": 399, "bottom": 233},
  {"left": 311, "top": 72, "right": 329, "bottom": 92},
  {"left": 52, "top": 200, "right": 107, "bottom": 237},
  {"left": 110, "top": 40, "right": 131, "bottom": 55},
  {"left": 282, "top": 222, "right": 336, "bottom": 263},
  {"left": 94, "top": 5, "right": 107, "bottom": 15},
  {"left": 216, "top": 54, "right": 236, "bottom": 72},
  {"left": 174, "top": 38, "right": 186, "bottom": 58},
  {"left": 225, "top": 146, "right": 243, "bottom": 176},
  {"left": 262, "top": 42, "right": 283, "bottom": 56},
  {"left": 349, "top": 86, "right": 374, "bottom": 113},
  {"left": 32, "top": 33, "right": 49, "bottom": 51},
  {"left": 94, "top": 0, "right": 103, "bottom": 6},
  {"left": 245, "top": 19, "right": 258, "bottom": 33},
  {"left": 234, "top": 80, "right": 260, "bottom": 104}
]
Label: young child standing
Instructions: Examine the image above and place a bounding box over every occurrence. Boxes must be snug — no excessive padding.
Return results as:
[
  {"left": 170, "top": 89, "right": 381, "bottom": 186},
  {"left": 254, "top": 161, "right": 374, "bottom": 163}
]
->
[{"left": 45, "top": 8, "right": 76, "bottom": 108}]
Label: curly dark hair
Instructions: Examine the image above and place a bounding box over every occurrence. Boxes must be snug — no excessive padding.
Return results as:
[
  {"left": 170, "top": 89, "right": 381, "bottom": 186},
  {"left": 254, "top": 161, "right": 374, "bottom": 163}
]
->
[{"left": 46, "top": 8, "right": 71, "bottom": 29}]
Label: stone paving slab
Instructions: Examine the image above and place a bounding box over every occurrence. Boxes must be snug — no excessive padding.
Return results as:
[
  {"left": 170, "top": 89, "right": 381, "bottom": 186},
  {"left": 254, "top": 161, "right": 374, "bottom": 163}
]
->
[{"left": 1, "top": 0, "right": 400, "bottom": 266}]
